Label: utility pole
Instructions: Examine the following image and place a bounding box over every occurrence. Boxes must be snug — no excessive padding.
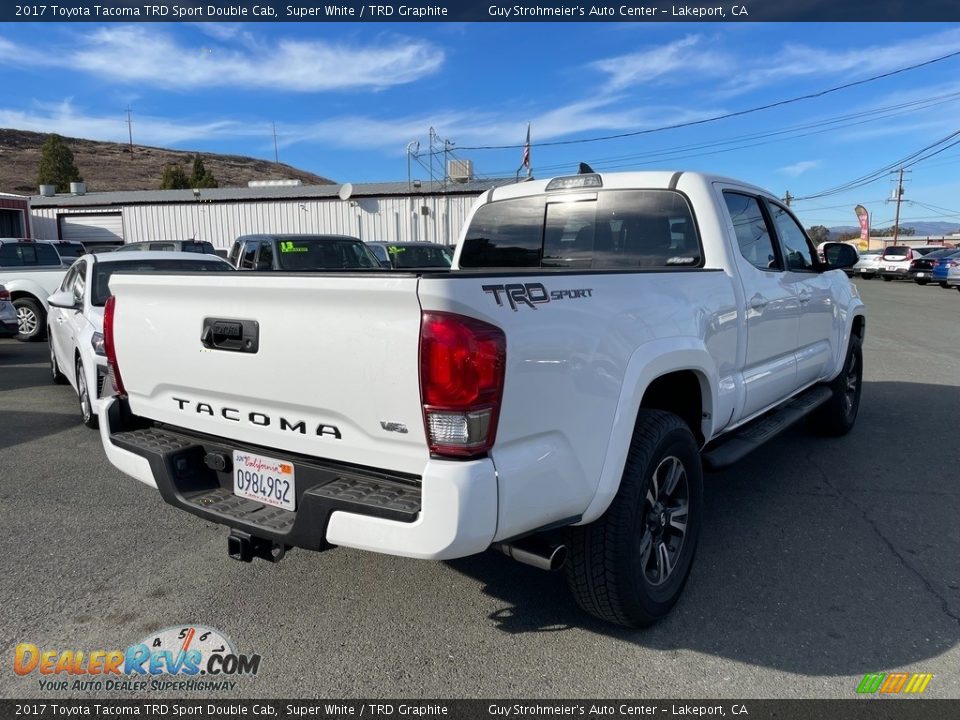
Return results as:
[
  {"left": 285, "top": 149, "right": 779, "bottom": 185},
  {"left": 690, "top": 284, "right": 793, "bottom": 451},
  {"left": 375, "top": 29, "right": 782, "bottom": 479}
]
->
[
  {"left": 891, "top": 168, "right": 905, "bottom": 244},
  {"left": 272, "top": 122, "right": 279, "bottom": 164},
  {"left": 125, "top": 107, "right": 133, "bottom": 159},
  {"left": 783, "top": 190, "right": 793, "bottom": 207}
]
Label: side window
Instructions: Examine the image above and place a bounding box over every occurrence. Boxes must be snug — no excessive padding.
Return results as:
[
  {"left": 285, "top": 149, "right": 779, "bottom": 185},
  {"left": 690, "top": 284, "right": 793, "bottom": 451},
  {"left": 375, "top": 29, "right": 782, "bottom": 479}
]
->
[
  {"left": 240, "top": 240, "right": 258, "bottom": 270},
  {"left": 73, "top": 261, "right": 87, "bottom": 304},
  {"left": 724, "top": 192, "right": 780, "bottom": 271},
  {"left": 257, "top": 240, "right": 274, "bottom": 269},
  {"left": 767, "top": 201, "right": 816, "bottom": 271},
  {"left": 228, "top": 241, "right": 242, "bottom": 266},
  {"left": 59, "top": 265, "right": 79, "bottom": 293}
]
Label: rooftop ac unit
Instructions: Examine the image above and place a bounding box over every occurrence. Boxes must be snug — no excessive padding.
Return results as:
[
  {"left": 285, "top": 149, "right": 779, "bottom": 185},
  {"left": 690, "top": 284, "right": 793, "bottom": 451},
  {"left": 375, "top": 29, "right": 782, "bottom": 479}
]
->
[{"left": 447, "top": 159, "right": 473, "bottom": 183}]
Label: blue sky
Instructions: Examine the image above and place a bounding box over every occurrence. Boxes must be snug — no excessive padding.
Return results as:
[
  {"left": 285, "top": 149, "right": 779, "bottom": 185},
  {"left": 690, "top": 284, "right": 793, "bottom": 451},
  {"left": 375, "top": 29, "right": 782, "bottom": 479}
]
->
[{"left": 2, "top": 21, "right": 960, "bottom": 231}]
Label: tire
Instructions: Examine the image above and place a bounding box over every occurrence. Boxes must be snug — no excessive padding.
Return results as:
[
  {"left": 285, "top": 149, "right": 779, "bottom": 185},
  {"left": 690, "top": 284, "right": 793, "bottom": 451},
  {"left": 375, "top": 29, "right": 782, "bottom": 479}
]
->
[
  {"left": 14, "top": 297, "right": 45, "bottom": 342},
  {"left": 76, "top": 358, "right": 98, "bottom": 429},
  {"left": 940, "top": 282, "right": 949, "bottom": 289},
  {"left": 808, "top": 334, "right": 863, "bottom": 437},
  {"left": 882, "top": 276, "right": 893, "bottom": 282},
  {"left": 862, "top": 273, "right": 875, "bottom": 280},
  {"left": 49, "top": 337, "right": 68, "bottom": 385},
  {"left": 566, "top": 410, "right": 703, "bottom": 627},
  {"left": 915, "top": 279, "right": 928, "bottom": 286}
]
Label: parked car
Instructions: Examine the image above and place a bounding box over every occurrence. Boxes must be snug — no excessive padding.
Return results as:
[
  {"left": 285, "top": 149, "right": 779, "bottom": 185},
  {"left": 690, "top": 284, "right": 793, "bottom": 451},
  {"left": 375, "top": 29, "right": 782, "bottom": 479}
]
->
[
  {"left": 42, "top": 240, "right": 88, "bottom": 267},
  {"left": 0, "top": 238, "right": 69, "bottom": 341},
  {"left": 47, "top": 252, "right": 233, "bottom": 428},
  {"left": 908, "top": 247, "right": 958, "bottom": 285},
  {"left": 115, "top": 240, "right": 218, "bottom": 255},
  {"left": 931, "top": 250, "right": 960, "bottom": 290},
  {"left": 878, "top": 245, "right": 946, "bottom": 281},
  {"left": 0, "top": 284, "right": 17, "bottom": 338},
  {"left": 98, "top": 170, "right": 864, "bottom": 628},
  {"left": 228, "top": 234, "right": 382, "bottom": 271},
  {"left": 366, "top": 242, "right": 454, "bottom": 269},
  {"left": 852, "top": 249, "right": 883, "bottom": 279}
]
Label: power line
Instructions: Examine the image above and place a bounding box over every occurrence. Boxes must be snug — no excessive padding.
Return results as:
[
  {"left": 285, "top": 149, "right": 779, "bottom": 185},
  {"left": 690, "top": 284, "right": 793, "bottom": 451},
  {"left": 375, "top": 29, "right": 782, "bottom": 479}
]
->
[
  {"left": 472, "top": 89, "right": 960, "bottom": 178},
  {"left": 793, "top": 129, "right": 960, "bottom": 201},
  {"left": 457, "top": 49, "right": 960, "bottom": 152}
]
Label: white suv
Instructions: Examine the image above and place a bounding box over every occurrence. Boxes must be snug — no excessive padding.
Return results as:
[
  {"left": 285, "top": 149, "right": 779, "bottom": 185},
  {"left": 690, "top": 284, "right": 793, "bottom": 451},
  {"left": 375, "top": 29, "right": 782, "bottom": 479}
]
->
[{"left": 879, "top": 245, "right": 946, "bottom": 281}]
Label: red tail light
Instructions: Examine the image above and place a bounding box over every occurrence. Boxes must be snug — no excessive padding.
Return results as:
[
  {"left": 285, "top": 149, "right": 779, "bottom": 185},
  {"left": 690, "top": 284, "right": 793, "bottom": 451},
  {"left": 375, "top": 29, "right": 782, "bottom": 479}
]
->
[
  {"left": 419, "top": 311, "right": 506, "bottom": 458},
  {"left": 103, "top": 296, "right": 126, "bottom": 396},
  {"left": 0, "top": 287, "right": 9, "bottom": 301}
]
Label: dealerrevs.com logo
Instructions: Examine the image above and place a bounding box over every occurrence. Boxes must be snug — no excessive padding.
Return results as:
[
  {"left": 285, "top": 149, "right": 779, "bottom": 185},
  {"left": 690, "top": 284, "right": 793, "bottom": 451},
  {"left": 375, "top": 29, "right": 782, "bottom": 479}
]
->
[
  {"left": 14, "top": 625, "right": 261, "bottom": 693},
  {"left": 856, "top": 672, "right": 933, "bottom": 695}
]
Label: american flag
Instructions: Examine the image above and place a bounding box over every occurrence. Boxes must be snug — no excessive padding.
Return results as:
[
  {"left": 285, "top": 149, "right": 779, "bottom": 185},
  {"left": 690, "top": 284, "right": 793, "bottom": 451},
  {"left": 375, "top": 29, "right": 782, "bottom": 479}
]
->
[{"left": 521, "top": 123, "right": 531, "bottom": 174}]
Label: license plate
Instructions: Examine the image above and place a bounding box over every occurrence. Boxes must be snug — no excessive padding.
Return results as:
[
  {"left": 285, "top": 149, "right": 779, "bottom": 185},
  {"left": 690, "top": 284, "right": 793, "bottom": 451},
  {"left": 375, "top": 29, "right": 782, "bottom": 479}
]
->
[
  {"left": 233, "top": 450, "right": 296, "bottom": 511},
  {"left": 887, "top": 265, "right": 898, "bottom": 271},
  {"left": 917, "top": 272, "right": 926, "bottom": 277}
]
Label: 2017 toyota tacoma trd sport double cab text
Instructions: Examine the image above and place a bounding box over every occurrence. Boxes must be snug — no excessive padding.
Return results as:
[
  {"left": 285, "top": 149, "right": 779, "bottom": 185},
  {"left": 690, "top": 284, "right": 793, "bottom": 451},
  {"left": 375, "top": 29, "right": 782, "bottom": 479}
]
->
[{"left": 97, "top": 171, "right": 864, "bottom": 627}]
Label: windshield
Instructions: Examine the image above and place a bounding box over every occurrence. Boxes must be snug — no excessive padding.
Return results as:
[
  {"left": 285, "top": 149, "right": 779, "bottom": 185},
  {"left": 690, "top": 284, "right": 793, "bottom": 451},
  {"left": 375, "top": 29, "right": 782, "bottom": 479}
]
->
[
  {"left": 460, "top": 189, "right": 701, "bottom": 269},
  {"left": 882, "top": 246, "right": 911, "bottom": 256},
  {"left": 92, "top": 258, "right": 231, "bottom": 306},
  {"left": 390, "top": 245, "right": 453, "bottom": 268},
  {"left": 55, "top": 244, "right": 85, "bottom": 259},
  {"left": 274, "top": 237, "right": 380, "bottom": 271}
]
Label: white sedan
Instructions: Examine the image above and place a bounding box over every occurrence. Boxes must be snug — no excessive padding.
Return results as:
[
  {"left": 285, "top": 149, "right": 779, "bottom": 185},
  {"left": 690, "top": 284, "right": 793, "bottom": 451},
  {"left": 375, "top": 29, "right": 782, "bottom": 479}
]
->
[{"left": 47, "top": 251, "right": 233, "bottom": 428}]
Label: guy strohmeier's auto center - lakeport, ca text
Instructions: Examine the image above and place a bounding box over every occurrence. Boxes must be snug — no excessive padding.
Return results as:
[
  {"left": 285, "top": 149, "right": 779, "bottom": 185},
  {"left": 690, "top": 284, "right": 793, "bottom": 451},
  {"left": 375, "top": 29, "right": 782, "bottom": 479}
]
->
[{"left": 13, "top": 3, "right": 750, "bottom": 19}]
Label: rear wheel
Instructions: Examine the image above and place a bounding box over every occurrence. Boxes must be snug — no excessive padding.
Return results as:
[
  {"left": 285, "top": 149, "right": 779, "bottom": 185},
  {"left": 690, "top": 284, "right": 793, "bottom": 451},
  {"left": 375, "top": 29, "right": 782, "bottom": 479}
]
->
[
  {"left": 882, "top": 276, "right": 893, "bottom": 282},
  {"left": 809, "top": 334, "right": 862, "bottom": 437},
  {"left": 940, "top": 282, "right": 949, "bottom": 288},
  {"left": 76, "top": 358, "right": 98, "bottom": 429},
  {"left": 14, "top": 298, "right": 45, "bottom": 342},
  {"left": 915, "top": 279, "right": 928, "bottom": 286},
  {"left": 566, "top": 410, "right": 702, "bottom": 627}
]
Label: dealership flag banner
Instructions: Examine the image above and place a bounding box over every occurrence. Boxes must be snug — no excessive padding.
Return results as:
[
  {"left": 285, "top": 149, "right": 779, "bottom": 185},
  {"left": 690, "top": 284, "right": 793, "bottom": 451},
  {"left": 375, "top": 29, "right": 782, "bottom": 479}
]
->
[{"left": 854, "top": 205, "right": 870, "bottom": 251}]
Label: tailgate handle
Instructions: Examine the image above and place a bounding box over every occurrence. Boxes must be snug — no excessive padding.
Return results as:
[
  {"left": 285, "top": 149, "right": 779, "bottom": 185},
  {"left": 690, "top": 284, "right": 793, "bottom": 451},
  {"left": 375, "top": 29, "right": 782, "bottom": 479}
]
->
[{"left": 201, "top": 318, "right": 259, "bottom": 353}]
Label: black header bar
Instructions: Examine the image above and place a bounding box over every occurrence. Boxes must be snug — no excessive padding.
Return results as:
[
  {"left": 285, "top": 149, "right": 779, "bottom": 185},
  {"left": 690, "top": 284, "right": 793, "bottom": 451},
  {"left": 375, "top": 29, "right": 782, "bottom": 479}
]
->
[{"left": 3, "top": 0, "right": 960, "bottom": 23}]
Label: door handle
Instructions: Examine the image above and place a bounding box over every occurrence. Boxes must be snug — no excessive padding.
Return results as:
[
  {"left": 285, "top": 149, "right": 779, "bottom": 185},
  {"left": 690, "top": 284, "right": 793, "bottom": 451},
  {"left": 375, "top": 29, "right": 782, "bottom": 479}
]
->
[
  {"left": 749, "top": 294, "right": 768, "bottom": 309},
  {"left": 56, "top": 316, "right": 65, "bottom": 324},
  {"left": 798, "top": 292, "right": 812, "bottom": 304}
]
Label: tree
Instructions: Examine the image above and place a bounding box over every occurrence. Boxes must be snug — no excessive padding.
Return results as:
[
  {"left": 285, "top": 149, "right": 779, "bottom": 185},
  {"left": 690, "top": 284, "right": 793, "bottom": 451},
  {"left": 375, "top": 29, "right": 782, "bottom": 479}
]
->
[
  {"left": 807, "top": 225, "right": 831, "bottom": 244},
  {"left": 189, "top": 154, "right": 218, "bottom": 188},
  {"left": 160, "top": 163, "right": 190, "bottom": 190},
  {"left": 37, "top": 133, "right": 82, "bottom": 193}
]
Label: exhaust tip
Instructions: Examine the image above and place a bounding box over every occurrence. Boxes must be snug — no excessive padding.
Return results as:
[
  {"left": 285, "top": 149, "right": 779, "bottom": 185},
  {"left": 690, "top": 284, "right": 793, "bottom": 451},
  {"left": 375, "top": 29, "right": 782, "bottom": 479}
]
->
[{"left": 495, "top": 539, "right": 568, "bottom": 572}]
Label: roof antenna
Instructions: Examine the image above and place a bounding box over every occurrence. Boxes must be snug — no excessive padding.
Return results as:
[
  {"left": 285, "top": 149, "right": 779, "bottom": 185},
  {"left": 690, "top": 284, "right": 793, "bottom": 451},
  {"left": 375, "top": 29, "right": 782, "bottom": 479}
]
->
[{"left": 578, "top": 162, "right": 595, "bottom": 174}]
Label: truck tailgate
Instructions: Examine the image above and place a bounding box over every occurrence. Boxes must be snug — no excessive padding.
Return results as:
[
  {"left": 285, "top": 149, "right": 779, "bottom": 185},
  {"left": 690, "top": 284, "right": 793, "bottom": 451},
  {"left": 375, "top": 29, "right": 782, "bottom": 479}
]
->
[{"left": 108, "top": 273, "right": 429, "bottom": 475}]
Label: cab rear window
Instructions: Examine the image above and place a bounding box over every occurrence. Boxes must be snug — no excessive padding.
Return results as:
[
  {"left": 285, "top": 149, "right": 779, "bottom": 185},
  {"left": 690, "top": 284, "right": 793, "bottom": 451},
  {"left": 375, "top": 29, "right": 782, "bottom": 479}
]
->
[{"left": 459, "top": 190, "right": 701, "bottom": 269}]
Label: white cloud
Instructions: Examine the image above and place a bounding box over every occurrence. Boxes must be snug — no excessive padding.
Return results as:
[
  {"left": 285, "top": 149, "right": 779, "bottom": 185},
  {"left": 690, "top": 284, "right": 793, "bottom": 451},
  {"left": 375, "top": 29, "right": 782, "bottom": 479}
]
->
[
  {"left": 721, "top": 27, "right": 960, "bottom": 95},
  {"left": 0, "top": 27, "right": 445, "bottom": 92},
  {"left": 0, "top": 100, "right": 245, "bottom": 146},
  {"left": 591, "top": 35, "right": 732, "bottom": 91},
  {"left": 778, "top": 160, "right": 821, "bottom": 177}
]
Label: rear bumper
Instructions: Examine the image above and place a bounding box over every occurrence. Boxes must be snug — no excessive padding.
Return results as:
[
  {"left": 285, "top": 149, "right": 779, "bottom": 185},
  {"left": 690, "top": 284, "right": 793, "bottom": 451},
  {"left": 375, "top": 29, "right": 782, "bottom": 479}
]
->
[{"left": 98, "top": 398, "right": 498, "bottom": 560}]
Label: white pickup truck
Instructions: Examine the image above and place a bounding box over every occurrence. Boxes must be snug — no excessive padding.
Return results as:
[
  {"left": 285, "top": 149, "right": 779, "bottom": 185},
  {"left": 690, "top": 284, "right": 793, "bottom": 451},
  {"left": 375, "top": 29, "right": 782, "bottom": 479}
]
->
[
  {"left": 97, "top": 171, "right": 865, "bottom": 627},
  {"left": 0, "top": 239, "right": 69, "bottom": 341}
]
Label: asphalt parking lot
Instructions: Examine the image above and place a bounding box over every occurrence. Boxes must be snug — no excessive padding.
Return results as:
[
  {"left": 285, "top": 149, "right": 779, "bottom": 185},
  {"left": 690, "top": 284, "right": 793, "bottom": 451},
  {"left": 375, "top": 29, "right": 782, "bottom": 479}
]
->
[{"left": 1, "top": 278, "right": 958, "bottom": 700}]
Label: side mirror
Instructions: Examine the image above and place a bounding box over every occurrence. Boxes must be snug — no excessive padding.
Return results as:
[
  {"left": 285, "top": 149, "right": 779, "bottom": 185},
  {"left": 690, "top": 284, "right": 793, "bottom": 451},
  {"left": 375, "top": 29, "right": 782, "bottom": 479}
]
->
[
  {"left": 823, "top": 243, "right": 858, "bottom": 270},
  {"left": 48, "top": 290, "right": 78, "bottom": 309},
  {"left": 47, "top": 290, "right": 77, "bottom": 310}
]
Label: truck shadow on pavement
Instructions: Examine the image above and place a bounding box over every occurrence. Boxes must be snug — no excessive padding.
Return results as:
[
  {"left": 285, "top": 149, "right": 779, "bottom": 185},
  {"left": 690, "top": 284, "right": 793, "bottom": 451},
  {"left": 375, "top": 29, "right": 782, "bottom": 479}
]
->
[{"left": 446, "top": 381, "right": 960, "bottom": 676}]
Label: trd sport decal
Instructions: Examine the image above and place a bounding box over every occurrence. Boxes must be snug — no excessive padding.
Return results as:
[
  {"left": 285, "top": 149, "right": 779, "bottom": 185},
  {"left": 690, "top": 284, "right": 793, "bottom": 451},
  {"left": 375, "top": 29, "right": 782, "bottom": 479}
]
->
[{"left": 482, "top": 282, "right": 593, "bottom": 311}]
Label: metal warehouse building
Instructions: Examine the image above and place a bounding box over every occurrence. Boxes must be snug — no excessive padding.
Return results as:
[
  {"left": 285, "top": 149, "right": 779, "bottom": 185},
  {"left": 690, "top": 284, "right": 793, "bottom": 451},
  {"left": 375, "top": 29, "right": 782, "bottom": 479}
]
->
[
  {"left": 28, "top": 179, "right": 504, "bottom": 251},
  {"left": 1, "top": 192, "right": 31, "bottom": 237}
]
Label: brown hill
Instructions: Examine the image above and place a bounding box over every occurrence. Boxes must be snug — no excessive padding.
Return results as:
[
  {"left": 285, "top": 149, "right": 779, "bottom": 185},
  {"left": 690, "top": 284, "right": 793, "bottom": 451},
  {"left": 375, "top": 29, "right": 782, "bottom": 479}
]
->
[{"left": 0, "top": 128, "right": 334, "bottom": 194}]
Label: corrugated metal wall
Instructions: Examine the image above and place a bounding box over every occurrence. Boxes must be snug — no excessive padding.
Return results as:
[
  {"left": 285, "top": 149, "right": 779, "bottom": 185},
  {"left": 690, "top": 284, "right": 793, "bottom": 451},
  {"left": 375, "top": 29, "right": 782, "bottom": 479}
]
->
[{"left": 29, "top": 194, "right": 482, "bottom": 250}]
